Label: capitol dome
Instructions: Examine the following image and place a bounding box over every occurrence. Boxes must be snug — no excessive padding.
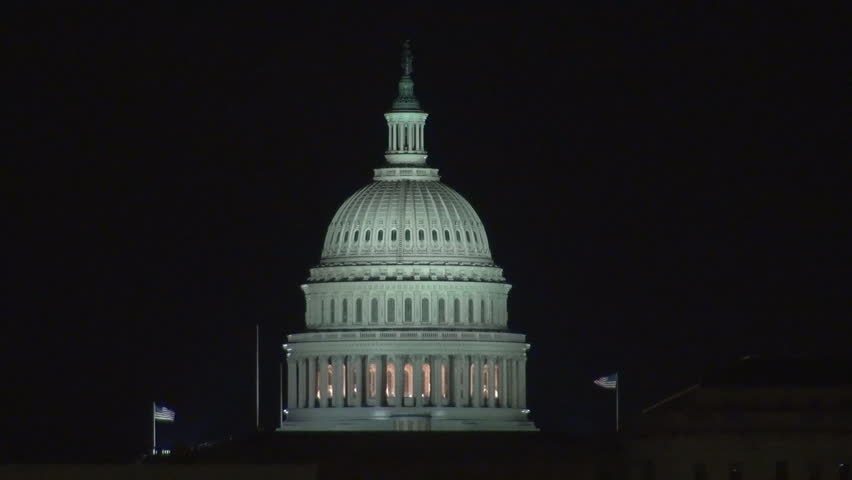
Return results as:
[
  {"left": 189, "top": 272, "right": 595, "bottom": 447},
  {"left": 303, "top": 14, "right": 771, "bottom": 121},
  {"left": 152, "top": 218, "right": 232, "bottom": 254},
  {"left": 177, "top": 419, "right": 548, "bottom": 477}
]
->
[
  {"left": 320, "top": 168, "right": 493, "bottom": 266},
  {"left": 280, "top": 41, "right": 535, "bottom": 431}
]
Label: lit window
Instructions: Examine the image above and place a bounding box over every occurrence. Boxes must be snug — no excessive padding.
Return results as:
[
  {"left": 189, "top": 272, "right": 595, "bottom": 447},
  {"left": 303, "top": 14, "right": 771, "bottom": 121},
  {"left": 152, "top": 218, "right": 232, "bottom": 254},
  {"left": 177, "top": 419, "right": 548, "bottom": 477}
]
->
[
  {"left": 368, "top": 363, "right": 377, "bottom": 398},
  {"left": 327, "top": 364, "right": 334, "bottom": 398},
  {"left": 482, "top": 364, "right": 489, "bottom": 399},
  {"left": 495, "top": 364, "right": 500, "bottom": 399},
  {"left": 404, "top": 363, "right": 414, "bottom": 398},
  {"left": 385, "top": 363, "right": 395, "bottom": 397},
  {"left": 342, "top": 364, "right": 347, "bottom": 399},
  {"left": 364, "top": 230, "right": 371, "bottom": 242},
  {"left": 422, "top": 363, "right": 431, "bottom": 398}
]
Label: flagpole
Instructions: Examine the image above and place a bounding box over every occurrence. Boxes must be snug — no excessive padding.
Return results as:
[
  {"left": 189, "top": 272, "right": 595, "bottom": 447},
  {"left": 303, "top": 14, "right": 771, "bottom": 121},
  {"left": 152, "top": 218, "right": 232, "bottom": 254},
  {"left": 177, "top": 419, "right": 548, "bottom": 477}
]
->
[
  {"left": 256, "top": 324, "right": 260, "bottom": 431},
  {"left": 616, "top": 372, "right": 620, "bottom": 433},
  {"left": 152, "top": 401, "right": 156, "bottom": 454}
]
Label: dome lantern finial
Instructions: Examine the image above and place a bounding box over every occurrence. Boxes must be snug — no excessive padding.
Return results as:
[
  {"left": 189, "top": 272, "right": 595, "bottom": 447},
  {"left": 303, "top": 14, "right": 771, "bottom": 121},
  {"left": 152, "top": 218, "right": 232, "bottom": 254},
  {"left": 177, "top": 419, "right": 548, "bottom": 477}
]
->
[{"left": 385, "top": 40, "right": 429, "bottom": 165}]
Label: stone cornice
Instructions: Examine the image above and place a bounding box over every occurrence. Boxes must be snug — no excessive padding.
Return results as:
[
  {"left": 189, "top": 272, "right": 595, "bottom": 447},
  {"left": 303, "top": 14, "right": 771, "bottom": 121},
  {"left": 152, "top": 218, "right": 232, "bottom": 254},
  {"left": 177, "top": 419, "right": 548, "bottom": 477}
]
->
[{"left": 308, "top": 265, "right": 506, "bottom": 283}]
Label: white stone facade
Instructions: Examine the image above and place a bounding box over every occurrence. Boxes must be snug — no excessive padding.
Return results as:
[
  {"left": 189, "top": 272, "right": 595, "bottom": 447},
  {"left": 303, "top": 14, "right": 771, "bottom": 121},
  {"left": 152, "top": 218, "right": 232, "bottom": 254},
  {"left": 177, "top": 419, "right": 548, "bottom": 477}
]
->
[{"left": 280, "top": 43, "right": 535, "bottom": 431}]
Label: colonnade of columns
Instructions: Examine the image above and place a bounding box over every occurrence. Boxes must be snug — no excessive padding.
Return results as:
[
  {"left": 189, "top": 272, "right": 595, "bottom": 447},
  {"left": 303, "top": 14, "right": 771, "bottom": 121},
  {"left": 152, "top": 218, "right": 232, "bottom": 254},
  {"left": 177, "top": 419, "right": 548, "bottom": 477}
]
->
[
  {"left": 387, "top": 122, "right": 426, "bottom": 153},
  {"left": 287, "top": 353, "right": 526, "bottom": 410}
]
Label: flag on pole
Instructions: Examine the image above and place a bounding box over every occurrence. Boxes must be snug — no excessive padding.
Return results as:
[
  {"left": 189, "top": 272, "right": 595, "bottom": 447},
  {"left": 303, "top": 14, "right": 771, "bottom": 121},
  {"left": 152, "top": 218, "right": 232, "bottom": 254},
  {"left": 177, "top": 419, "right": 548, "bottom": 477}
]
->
[
  {"left": 594, "top": 373, "right": 618, "bottom": 390},
  {"left": 153, "top": 405, "right": 175, "bottom": 422}
]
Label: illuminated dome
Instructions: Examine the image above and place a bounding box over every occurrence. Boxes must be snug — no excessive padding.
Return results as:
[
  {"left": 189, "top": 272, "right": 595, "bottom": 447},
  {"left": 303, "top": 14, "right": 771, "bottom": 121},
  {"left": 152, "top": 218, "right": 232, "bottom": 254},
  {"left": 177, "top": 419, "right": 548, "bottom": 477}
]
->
[
  {"left": 320, "top": 168, "right": 493, "bottom": 266},
  {"left": 280, "top": 42, "right": 535, "bottom": 431}
]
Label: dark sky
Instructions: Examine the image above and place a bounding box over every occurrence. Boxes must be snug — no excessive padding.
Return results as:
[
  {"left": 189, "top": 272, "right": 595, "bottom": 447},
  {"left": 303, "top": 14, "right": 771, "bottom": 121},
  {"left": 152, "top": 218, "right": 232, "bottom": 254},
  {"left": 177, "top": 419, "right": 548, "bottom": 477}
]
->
[{"left": 6, "top": 3, "right": 849, "bottom": 461}]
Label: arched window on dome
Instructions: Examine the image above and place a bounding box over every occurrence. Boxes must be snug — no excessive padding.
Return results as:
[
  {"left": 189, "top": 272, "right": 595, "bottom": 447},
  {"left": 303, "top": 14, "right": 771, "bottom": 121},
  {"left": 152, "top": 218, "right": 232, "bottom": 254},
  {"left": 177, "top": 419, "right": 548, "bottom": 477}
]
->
[
  {"left": 404, "top": 298, "right": 413, "bottom": 322},
  {"left": 403, "top": 363, "right": 414, "bottom": 398},
  {"left": 453, "top": 298, "right": 460, "bottom": 324},
  {"left": 431, "top": 229, "right": 438, "bottom": 242},
  {"left": 370, "top": 298, "right": 378, "bottom": 323},
  {"left": 342, "top": 299, "right": 348, "bottom": 323},
  {"left": 468, "top": 299, "right": 474, "bottom": 324},
  {"left": 438, "top": 298, "right": 446, "bottom": 323},
  {"left": 421, "top": 298, "right": 429, "bottom": 323},
  {"left": 465, "top": 231, "right": 471, "bottom": 243},
  {"left": 330, "top": 299, "right": 336, "bottom": 324},
  {"left": 364, "top": 230, "right": 371, "bottom": 242},
  {"left": 385, "top": 363, "right": 395, "bottom": 398},
  {"left": 353, "top": 230, "right": 359, "bottom": 243},
  {"left": 377, "top": 229, "right": 384, "bottom": 242},
  {"left": 456, "top": 230, "right": 462, "bottom": 243},
  {"left": 355, "top": 298, "right": 363, "bottom": 323},
  {"left": 418, "top": 229, "right": 425, "bottom": 242},
  {"left": 444, "top": 230, "right": 451, "bottom": 242},
  {"left": 480, "top": 299, "right": 486, "bottom": 323},
  {"left": 343, "top": 231, "right": 349, "bottom": 243},
  {"left": 387, "top": 298, "right": 396, "bottom": 323},
  {"left": 391, "top": 229, "right": 397, "bottom": 242},
  {"left": 405, "top": 229, "right": 411, "bottom": 242},
  {"left": 473, "top": 231, "right": 479, "bottom": 244},
  {"left": 336, "top": 231, "right": 341, "bottom": 244}
]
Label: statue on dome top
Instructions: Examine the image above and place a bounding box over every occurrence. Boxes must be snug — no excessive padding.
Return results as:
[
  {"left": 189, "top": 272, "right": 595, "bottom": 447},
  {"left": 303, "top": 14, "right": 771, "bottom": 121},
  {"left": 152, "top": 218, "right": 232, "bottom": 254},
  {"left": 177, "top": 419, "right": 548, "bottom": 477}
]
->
[{"left": 401, "top": 40, "right": 414, "bottom": 76}]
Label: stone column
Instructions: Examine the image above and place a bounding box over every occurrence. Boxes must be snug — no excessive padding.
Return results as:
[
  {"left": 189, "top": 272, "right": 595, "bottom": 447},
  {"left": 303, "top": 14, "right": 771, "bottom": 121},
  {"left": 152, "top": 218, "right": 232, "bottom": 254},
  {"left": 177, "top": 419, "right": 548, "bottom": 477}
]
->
[
  {"left": 413, "top": 355, "right": 423, "bottom": 407},
  {"left": 499, "top": 356, "right": 508, "bottom": 408},
  {"left": 394, "top": 356, "right": 404, "bottom": 407},
  {"left": 330, "top": 356, "right": 342, "bottom": 408},
  {"left": 307, "top": 356, "right": 316, "bottom": 408},
  {"left": 346, "top": 355, "right": 357, "bottom": 407},
  {"left": 318, "top": 357, "right": 328, "bottom": 408},
  {"left": 486, "top": 357, "right": 496, "bottom": 408},
  {"left": 287, "top": 356, "right": 297, "bottom": 408},
  {"left": 519, "top": 356, "right": 527, "bottom": 409},
  {"left": 430, "top": 356, "right": 440, "bottom": 406},
  {"left": 451, "top": 355, "right": 462, "bottom": 407},
  {"left": 471, "top": 355, "right": 482, "bottom": 408},
  {"left": 296, "top": 357, "right": 307, "bottom": 408}
]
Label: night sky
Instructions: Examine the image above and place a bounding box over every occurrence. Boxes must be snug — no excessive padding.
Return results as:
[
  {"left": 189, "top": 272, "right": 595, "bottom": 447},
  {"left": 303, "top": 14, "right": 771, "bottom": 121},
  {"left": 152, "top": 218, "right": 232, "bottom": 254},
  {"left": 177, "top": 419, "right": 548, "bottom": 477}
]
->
[{"left": 6, "top": 3, "right": 849, "bottom": 461}]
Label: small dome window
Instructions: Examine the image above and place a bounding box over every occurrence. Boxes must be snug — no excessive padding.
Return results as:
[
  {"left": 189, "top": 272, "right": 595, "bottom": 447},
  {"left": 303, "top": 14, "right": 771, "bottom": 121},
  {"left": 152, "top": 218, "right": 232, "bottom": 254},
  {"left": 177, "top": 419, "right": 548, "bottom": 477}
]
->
[
  {"left": 391, "top": 229, "right": 397, "bottom": 242},
  {"left": 465, "top": 231, "right": 471, "bottom": 243},
  {"left": 418, "top": 229, "right": 425, "bottom": 242},
  {"left": 473, "top": 232, "right": 479, "bottom": 243},
  {"left": 343, "top": 231, "right": 349, "bottom": 243},
  {"left": 353, "top": 230, "right": 359, "bottom": 242},
  {"left": 336, "top": 231, "right": 341, "bottom": 244},
  {"left": 377, "top": 230, "right": 384, "bottom": 242},
  {"left": 432, "top": 230, "right": 438, "bottom": 242},
  {"left": 364, "top": 230, "right": 371, "bottom": 242},
  {"left": 444, "top": 230, "right": 450, "bottom": 242},
  {"left": 405, "top": 229, "right": 411, "bottom": 242},
  {"left": 456, "top": 230, "right": 462, "bottom": 242}
]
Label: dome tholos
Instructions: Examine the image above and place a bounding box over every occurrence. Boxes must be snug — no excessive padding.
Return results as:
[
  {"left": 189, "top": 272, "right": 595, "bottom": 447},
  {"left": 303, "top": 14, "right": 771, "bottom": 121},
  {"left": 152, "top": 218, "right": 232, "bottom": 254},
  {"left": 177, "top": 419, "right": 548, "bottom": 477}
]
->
[{"left": 321, "top": 168, "right": 493, "bottom": 266}]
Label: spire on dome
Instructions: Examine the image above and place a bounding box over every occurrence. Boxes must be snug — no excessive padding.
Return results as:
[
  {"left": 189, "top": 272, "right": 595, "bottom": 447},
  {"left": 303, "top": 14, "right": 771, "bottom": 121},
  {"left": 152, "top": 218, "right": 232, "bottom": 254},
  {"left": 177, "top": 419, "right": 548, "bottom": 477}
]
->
[
  {"left": 391, "top": 40, "right": 422, "bottom": 112},
  {"left": 384, "top": 41, "right": 429, "bottom": 165}
]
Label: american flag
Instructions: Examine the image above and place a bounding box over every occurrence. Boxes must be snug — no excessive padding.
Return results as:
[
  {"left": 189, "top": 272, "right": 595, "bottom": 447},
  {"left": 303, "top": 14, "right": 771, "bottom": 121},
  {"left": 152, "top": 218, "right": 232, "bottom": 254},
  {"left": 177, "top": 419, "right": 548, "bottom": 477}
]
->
[
  {"left": 594, "top": 373, "right": 618, "bottom": 390},
  {"left": 154, "top": 405, "right": 175, "bottom": 422}
]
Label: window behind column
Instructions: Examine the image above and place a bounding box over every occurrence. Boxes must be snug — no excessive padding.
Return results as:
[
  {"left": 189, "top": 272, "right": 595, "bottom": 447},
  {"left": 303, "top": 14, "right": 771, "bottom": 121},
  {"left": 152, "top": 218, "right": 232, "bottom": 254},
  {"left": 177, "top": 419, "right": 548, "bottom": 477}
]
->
[{"left": 368, "top": 363, "right": 377, "bottom": 398}]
